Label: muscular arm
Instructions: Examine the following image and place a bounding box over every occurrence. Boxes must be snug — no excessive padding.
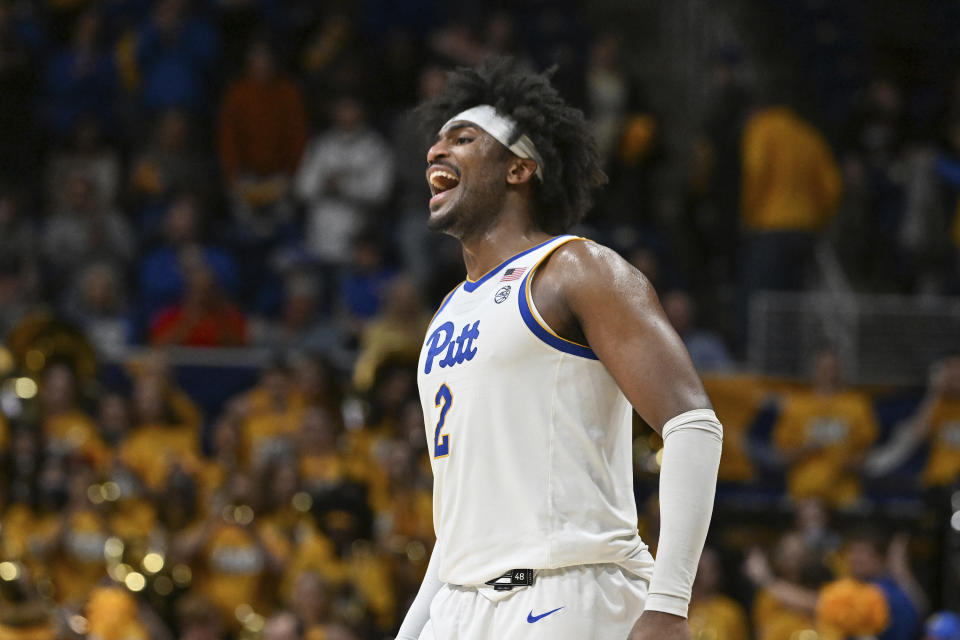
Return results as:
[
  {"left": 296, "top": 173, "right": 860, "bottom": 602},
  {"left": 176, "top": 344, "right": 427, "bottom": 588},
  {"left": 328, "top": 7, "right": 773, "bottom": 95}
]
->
[
  {"left": 533, "top": 240, "right": 721, "bottom": 640},
  {"left": 531, "top": 240, "right": 710, "bottom": 437}
]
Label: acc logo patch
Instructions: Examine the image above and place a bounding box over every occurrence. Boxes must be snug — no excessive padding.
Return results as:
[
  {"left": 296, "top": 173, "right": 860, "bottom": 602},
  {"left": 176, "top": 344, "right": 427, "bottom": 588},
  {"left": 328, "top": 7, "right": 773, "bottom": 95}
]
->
[{"left": 494, "top": 285, "right": 511, "bottom": 303}]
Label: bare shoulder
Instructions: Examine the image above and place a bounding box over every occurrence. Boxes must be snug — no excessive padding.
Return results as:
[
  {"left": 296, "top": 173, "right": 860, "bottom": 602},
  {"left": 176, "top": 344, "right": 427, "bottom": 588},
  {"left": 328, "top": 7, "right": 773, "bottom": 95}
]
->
[
  {"left": 539, "top": 238, "right": 657, "bottom": 304},
  {"left": 539, "top": 237, "right": 709, "bottom": 427}
]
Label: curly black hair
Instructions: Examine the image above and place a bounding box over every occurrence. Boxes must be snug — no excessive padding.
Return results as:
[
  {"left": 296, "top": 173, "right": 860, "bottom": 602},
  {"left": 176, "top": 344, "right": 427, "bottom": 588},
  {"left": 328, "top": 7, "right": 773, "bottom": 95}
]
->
[{"left": 416, "top": 57, "right": 607, "bottom": 234}]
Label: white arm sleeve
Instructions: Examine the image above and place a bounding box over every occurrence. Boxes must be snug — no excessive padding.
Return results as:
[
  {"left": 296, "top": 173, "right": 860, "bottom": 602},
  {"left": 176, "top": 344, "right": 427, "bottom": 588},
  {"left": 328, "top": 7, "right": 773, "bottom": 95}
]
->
[
  {"left": 396, "top": 538, "right": 443, "bottom": 640},
  {"left": 644, "top": 409, "right": 723, "bottom": 618}
]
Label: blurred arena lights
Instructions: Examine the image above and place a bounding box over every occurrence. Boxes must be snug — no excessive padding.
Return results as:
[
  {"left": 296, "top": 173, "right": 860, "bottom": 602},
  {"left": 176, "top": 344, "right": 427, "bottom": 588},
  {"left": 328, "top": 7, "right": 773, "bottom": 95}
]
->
[
  {"left": 0, "top": 562, "right": 19, "bottom": 581},
  {"left": 13, "top": 377, "right": 37, "bottom": 399},
  {"left": 142, "top": 551, "right": 165, "bottom": 574},
  {"left": 153, "top": 576, "right": 174, "bottom": 596},
  {"left": 124, "top": 571, "right": 147, "bottom": 592},
  {"left": 103, "top": 536, "right": 124, "bottom": 560}
]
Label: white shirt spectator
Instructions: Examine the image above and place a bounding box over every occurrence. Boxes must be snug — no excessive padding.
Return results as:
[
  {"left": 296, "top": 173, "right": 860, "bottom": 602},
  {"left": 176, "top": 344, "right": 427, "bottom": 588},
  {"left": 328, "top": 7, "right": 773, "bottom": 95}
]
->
[{"left": 295, "top": 98, "right": 394, "bottom": 264}]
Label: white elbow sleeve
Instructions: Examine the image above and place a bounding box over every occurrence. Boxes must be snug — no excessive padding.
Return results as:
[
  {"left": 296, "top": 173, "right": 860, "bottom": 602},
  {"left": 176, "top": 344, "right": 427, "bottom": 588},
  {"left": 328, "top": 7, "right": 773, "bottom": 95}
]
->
[{"left": 644, "top": 409, "right": 723, "bottom": 618}]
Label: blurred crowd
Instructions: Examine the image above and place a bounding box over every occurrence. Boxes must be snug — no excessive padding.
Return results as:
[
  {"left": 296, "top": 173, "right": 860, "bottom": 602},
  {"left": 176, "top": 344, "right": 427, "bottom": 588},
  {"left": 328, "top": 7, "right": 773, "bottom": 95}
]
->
[
  {"left": 2, "top": 342, "right": 960, "bottom": 639},
  {"left": 1, "top": 349, "right": 435, "bottom": 640},
  {"left": 2, "top": 0, "right": 960, "bottom": 357},
  {"left": 2, "top": 0, "right": 960, "bottom": 639}
]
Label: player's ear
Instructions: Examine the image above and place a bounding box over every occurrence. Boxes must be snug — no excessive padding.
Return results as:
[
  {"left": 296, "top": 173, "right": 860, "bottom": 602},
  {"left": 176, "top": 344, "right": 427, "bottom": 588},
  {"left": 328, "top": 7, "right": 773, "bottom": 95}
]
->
[{"left": 506, "top": 157, "right": 538, "bottom": 186}]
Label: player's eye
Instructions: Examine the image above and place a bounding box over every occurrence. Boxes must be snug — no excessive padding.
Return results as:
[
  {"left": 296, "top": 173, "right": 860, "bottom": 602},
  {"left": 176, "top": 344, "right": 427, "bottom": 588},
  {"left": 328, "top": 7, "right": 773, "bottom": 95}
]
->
[{"left": 456, "top": 136, "right": 473, "bottom": 145}]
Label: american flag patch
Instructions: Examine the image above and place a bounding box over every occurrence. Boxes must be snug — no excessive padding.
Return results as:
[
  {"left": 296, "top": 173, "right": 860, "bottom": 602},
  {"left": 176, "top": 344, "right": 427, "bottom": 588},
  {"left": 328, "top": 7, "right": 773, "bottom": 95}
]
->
[{"left": 500, "top": 267, "right": 527, "bottom": 282}]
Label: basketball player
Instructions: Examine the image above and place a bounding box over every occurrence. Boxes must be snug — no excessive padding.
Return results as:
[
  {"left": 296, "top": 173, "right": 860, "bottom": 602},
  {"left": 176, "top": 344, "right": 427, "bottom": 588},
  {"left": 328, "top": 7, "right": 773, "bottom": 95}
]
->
[{"left": 396, "top": 59, "right": 723, "bottom": 640}]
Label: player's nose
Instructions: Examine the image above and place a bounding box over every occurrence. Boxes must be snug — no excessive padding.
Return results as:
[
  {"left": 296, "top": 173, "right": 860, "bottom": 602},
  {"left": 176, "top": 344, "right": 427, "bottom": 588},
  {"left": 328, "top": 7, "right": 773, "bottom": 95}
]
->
[{"left": 427, "top": 139, "right": 449, "bottom": 165}]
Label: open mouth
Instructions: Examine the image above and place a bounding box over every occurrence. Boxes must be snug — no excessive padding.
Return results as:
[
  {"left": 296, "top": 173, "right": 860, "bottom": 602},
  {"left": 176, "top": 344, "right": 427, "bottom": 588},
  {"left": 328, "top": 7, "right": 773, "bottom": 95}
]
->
[{"left": 427, "top": 166, "right": 460, "bottom": 201}]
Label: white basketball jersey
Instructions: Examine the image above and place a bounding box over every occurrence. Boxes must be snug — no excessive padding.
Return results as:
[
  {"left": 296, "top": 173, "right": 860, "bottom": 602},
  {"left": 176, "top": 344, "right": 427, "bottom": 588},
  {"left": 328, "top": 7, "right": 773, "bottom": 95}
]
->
[{"left": 417, "top": 235, "right": 651, "bottom": 586}]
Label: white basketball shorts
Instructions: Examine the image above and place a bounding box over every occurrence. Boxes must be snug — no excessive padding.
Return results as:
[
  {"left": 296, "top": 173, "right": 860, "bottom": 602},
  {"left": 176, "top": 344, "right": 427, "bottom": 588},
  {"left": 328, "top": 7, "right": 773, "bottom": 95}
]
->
[{"left": 417, "top": 563, "right": 649, "bottom": 640}]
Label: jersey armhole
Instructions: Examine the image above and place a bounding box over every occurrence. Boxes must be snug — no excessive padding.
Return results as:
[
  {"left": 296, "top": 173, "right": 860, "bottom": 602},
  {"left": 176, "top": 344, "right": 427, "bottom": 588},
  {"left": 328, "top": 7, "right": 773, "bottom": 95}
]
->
[{"left": 517, "top": 237, "right": 599, "bottom": 360}]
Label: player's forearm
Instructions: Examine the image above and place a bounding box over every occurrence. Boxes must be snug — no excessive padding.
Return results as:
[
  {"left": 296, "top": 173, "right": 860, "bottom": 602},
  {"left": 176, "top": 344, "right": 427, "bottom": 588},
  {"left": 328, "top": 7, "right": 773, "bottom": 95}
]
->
[
  {"left": 644, "top": 409, "right": 722, "bottom": 618},
  {"left": 396, "top": 538, "right": 443, "bottom": 640}
]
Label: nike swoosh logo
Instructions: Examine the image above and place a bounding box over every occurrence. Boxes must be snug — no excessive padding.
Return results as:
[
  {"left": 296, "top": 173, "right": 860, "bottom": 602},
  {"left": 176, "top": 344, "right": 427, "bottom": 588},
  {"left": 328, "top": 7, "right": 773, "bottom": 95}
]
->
[{"left": 527, "top": 607, "right": 563, "bottom": 623}]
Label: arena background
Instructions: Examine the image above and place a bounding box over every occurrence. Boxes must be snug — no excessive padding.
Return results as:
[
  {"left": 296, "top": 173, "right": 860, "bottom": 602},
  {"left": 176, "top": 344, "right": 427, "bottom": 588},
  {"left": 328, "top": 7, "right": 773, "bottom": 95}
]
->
[{"left": 0, "top": 0, "right": 959, "bottom": 639}]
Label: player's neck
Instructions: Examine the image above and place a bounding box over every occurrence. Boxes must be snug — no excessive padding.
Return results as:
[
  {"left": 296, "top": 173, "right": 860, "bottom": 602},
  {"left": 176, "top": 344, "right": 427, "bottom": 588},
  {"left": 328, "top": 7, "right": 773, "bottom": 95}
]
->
[{"left": 459, "top": 210, "right": 551, "bottom": 281}]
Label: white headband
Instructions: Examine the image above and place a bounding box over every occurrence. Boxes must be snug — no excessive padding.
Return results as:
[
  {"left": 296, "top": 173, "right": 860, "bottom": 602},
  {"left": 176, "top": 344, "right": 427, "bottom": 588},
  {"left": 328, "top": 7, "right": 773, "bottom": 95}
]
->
[{"left": 440, "top": 105, "right": 544, "bottom": 180}]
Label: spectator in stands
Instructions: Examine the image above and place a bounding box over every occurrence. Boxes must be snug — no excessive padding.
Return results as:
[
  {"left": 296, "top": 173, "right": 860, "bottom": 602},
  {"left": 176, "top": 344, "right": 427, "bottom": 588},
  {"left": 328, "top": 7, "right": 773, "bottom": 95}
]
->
[
  {"left": 175, "top": 594, "right": 224, "bottom": 640},
  {"left": 256, "top": 459, "right": 319, "bottom": 569},
  {"left": 688, "top": 547, "right": 750, "bottom": 640},
  {"left": 689, "top": 48, "right": 753, "bottom": 287},
  {"left": 174, "top": 473, "right": 281, "bottom": 630},
  {"left": 583, "top": 33, "right": 636, "bottom": 164},
  {"left": 585, "top": 33, "right": 662, "bottom": 234},
  {"left": 140, "top": 193, "right": 239, "bottom": 321},
  {"left": 839, "top": 77, "right": 909, "bottom": 289},
  {"left": 51, "top": 458, "right": 110, "bottom": 605},
  {"left": 136, "top": 0, "right": 218, "bottom": 113},
  {"left": 43, "top": 9, "right": 116, "bottom": 141},
  {"left": 0, "top": 188, "right": 36, "bottom": 270},
  {"left": 2, "top": 429, "right": 47, "bottom": 556},
  {"left": 931, "top": 116, "right": 960, "bottom": 294},
  {"left": 249, "top": 270, "right": 347, "bottom": 358},
  {"left": 391, "top": 65, "right": 448, "bottom": 283},
  {"left": 699, "top": 373, "right": 766, "bottom": 484},
  {"left": 63, "top": 262, "right": 130, "bottom": 358},
  {"left": 264, "top": 611, "right": 302, "bottom": 640},
  {"left": 97, "top": 391, "right": 130, "bottom": 448},
  {"left": 744, "top": 531, "right": 829, "bottom": 640},
  {"left": 119, "top": 372, "right": 202, "bottom": 492},
  {"left": 662, "top": 289, "right": 733, "bottom": 373},
  {"left": 289, "top": 572, "right": 333, "bottom": 640},
  {"left": 297, "top": 406, "right": 348, "bottom": 495},
  {"left": 295, "top": 95, "right": 394, "bottom": 266},
  {"left": 738, "top": 103, "right": 842, "bottom": 342},
  {"left": 127, "top": 349, "right": 204, "bottom": 431},
  {"left": 0, "top": 256, "right": 33, "bottom": 340},
  {"left": 348, "top": 360, "right": 418, "bottom": 473},
  {"left": 2, "top": 426, "right": 41, "bottom": 508},
  {"left": 868, "top": 352, "right": 960, "bottom": 488},
  {"left": 792, "top": 498, "right": 842, "bottom": 562},
  {"left": 352, "top": 276, "right": 429, "bottom": 392},
  {"left": 367, "top": 438, "right": 434, "bottom": 547},
  {"left": 198, "top": 415, "right": 239, "bottom": 503},
  {"left": 46, "top": 117, "right": 121, "bottom": 211},
  {"left": 129, "top": 109, "right": 215, "bottom": 220},
  {"left": 38, "top": 362, "right": 109, "bottom": 468},
  {"left": 228, "top": 359, "right": 307, "bottom": 471},
  {"left": 772, "top": 347, "right": 879, "bottom": 508},
  {"left": 290, "top": 354, "right": 344, "bottom": 419},
  {"left": 148, "top": 248, "right": 247, "bottom": 347},
  {"left": 339, "top": 232, "right": 398, "bottom": 323},
  {"left": 844, "top": 530, "right": 925, "bottom": 640},
  {"left": 218, "top": 36, "right": 308, "bottom": 240},
  {"left": 41, "top": 171, "right": 134, "bottom": 288}
]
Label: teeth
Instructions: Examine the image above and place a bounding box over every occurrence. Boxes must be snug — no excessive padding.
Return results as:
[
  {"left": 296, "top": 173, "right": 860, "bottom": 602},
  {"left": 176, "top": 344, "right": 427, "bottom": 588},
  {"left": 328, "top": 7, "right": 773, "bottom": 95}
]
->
[{"left": 429, "top": 169, "right": 459, "bottom": 192}]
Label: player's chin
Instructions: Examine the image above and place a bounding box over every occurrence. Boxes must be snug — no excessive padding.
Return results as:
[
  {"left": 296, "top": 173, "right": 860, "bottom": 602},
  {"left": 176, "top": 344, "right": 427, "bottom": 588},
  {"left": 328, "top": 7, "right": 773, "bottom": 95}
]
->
[{"left": 427, "top": 203, "right": 457, "bottom": 233}]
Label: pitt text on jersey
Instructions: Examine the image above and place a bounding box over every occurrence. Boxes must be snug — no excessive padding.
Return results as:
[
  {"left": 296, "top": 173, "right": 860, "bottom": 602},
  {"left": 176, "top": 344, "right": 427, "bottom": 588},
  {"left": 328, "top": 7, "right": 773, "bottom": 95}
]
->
[{"left": 423, "top": 320, "right": 480, "bottom": 374}]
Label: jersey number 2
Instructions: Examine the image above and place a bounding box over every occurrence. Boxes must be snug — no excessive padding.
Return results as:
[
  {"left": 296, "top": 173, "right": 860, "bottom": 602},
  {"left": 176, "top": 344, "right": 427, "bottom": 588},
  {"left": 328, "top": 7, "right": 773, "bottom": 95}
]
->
[{"left": 433, "top": 383, "right": 452, "bottom": 458}]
